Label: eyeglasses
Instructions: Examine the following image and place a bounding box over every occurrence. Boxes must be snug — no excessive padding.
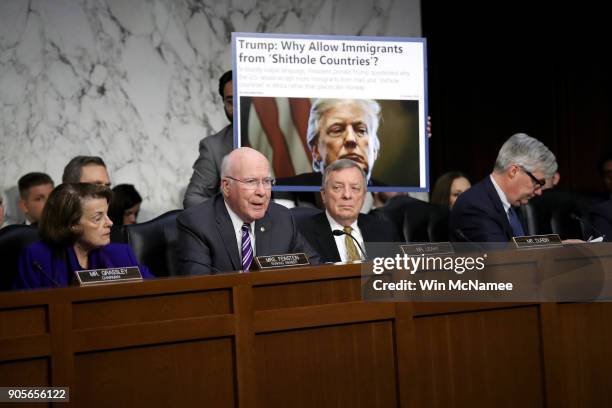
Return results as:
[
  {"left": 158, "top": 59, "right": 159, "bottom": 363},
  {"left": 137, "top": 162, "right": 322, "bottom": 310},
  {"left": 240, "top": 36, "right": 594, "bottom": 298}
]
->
[
  {"left": 519, "top": 166, "right": 546, "bottom": 189},
  {"left": 226, "top": 176, "right": 275, "bottom": 190}
]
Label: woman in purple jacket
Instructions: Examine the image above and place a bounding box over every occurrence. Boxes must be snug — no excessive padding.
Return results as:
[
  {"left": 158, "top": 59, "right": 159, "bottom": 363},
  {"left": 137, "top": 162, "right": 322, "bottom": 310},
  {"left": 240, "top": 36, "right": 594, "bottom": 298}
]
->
[{"left": 15, "top": 183, "right": 151, "bottom": 289}]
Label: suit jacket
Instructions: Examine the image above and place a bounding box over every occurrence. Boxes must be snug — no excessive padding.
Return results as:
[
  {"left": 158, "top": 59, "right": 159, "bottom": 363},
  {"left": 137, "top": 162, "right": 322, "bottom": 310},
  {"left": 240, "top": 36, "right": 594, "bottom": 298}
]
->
[
  {"left": 176, "top": 194, "right": 320, "bottom": 274},
  {"left": 183, "top": 124, "right": 233, "bottom": 208},
  {"left": 15, "top": 242, "right": 152, "bottom": 290},
  {"left": 297, "top": 211, "right": 401, "bottom": 263},
  {"left": 450, "top": 176, "right": 524, "bottom": 242},
  {"left": 588, "top": 199, "right": 612, "bottom": 241}
]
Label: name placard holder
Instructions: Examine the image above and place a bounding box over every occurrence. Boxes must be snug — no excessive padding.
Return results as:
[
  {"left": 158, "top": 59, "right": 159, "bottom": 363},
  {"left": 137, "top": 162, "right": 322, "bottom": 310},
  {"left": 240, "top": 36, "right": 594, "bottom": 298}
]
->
[
  {"left": 512, "top": 234, "right": 563, "bottom": 249},
  {"left": 400, "top": 242, "right": 455, "bottom": 257},
  {"left": 75, "top": 266, "right": 143, "bottom": 286},
  {"left": 254, "top": 253, "right": 310, "bottom": 270}
]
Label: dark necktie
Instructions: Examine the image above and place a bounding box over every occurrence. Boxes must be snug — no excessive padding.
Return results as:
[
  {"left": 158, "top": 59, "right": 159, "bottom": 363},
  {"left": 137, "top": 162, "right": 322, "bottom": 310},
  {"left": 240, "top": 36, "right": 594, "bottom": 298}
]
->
[
  {"left": 241, "top": 223, "right": 253, "bottom": 271},
  {"left": 508, "top": 207, "right": 525, "bottom": 237}
]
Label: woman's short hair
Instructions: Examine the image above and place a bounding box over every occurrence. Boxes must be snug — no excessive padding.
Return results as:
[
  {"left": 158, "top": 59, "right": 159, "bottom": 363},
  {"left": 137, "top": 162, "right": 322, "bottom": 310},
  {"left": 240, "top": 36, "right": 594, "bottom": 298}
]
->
[
  {"left": 108, "top": 184, "right": 142, "bottom": 226},
  {"left": 39, "top": 183, "right": 112, "bottom": 246},
  {"left": 430, "top": 171, "right": 469, "bottom": 207}
]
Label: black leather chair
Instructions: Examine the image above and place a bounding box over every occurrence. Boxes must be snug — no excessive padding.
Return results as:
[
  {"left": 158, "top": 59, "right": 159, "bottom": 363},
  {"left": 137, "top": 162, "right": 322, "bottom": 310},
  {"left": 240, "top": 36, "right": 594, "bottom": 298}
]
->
[
  {"left": 373, "top": 195, "right": 422, "bottom": 241},
  {"left": 290, "top": 206, "right": 323, "bottom": 227},
  {"left": 125, "top": 210, "right": 182, "bottom": 277},
  {"left": 521, "top": 191, "right": 591, "bottom": 240},
  {"left": 0, "top": 225, "right": 39, "bottom": 290},
  {"left": 402, "top": 201, "right": 450, "bottom": 242},
  {"left": 376, "top": 196, "right": 450, "bottom": 242}
]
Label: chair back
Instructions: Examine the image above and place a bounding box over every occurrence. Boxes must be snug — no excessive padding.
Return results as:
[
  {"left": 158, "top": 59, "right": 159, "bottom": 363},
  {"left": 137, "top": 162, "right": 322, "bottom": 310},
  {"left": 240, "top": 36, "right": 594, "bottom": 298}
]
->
[
  {"left": 125, "top": 210, "right": 182, "bottom": 277},
  {"left": 402, "top": 201, "right": 450, "bottom": 243},
  {"left": 522, "top": 191, "right": 590, "bottom": 240},
  {"left": 290, "top": 206, "right": 323, "bottom": 228},
  {"left": 0, "top": 225, "right": 39, "bottom": 290}
]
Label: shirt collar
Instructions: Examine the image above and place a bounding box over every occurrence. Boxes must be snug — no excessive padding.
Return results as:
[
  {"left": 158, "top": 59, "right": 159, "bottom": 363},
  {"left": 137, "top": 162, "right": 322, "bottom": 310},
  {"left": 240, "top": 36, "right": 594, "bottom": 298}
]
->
[
  {"left": 224, "top": 201, "right": 254, "bottom": 233},
  {"left": 325, "top": 210, "right": 360, "bottom": 234},
  {"left": 490, "top": 174, "right": 512, "bottom": 213}
]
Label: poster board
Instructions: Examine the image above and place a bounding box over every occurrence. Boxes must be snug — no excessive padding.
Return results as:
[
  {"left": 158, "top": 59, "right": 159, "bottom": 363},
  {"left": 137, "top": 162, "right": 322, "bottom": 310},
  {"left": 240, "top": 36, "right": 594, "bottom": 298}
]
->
[{"left": 232, "top": 32, "right": 428, "bottom": 192}]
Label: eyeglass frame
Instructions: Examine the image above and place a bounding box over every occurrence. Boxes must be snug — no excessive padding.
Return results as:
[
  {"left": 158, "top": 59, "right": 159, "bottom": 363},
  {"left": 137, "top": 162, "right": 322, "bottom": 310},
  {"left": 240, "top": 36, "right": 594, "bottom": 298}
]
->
[
  {"left": 225, "top": 176, "right": 276, "bottom": 190},
  {"left": 518, "top": 165, "right": 546, "bottom": 189}
]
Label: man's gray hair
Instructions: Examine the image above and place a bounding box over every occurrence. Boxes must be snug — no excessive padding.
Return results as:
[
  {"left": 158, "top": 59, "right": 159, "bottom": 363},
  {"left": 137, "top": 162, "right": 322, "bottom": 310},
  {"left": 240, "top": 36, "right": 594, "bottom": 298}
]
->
[
  {"left": 306, "top": 99, "right": 381, "bottom": 180},
  {"left": 321, "top": 158, "right": 367, "bottom": 189},
  {"left": 494, "top": 133, "right": 558, "bottom": 178}
]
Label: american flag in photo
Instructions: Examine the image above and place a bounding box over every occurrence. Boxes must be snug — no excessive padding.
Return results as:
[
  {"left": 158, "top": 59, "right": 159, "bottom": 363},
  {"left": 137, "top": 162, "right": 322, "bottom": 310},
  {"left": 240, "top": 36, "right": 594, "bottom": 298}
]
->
[{"left": 246, "top": 97, "right": 314, "bottom": 178}]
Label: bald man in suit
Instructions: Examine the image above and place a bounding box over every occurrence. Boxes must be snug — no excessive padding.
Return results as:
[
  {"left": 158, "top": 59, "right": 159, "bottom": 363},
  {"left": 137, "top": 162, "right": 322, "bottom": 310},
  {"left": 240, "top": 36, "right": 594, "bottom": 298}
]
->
[{"left": 177, "top": 147, "right": 319, "bottom": 274}]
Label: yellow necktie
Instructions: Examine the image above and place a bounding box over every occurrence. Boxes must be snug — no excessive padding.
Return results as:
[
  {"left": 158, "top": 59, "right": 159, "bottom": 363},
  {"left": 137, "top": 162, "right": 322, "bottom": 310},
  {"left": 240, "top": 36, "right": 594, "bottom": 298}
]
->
[{"left": 344, "top": 226, "right": 361, "bottom": 262}]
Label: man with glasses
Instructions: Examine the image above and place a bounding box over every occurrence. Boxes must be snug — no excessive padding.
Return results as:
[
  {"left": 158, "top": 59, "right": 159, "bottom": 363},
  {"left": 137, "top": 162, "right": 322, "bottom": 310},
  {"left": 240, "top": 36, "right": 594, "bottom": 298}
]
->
[
  {"left": 296, "top": 159, "right": 400, "bottom": 263},
  {"left": 177, "top": 147, "right": 319, "bottom": 274},
  {"left": 450, "top": 133, "right": 557, "bottom": 242}
]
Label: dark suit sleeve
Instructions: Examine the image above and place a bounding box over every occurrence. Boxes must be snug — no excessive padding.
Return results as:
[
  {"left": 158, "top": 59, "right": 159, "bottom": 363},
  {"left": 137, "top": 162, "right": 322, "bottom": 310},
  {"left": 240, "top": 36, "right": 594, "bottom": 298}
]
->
[
  {"left": 183, "top": 137, "right": 222, "bottom": 208},
  {"left": 291, "top": 222, "right": 321, "bottom": 265},
  {"left": 176, "top": 213, "right": 215, "bottom": 275},
  {"left": 450, "top": 201, "right": 510, "bottom": 242},
  {"left": 15, "top": 245, "right": 37, "bottom": 289}
]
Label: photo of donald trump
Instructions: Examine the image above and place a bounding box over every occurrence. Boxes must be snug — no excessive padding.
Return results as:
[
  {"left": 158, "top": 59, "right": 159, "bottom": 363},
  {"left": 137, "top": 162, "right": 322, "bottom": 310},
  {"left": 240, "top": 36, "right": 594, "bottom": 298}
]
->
[{"left": 240, "top": 96, "right": 420, "bottom": 189}]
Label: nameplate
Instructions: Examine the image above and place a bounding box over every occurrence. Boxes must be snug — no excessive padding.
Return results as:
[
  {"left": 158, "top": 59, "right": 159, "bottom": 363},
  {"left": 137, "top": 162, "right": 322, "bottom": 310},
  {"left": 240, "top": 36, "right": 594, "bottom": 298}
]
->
[
  {"left": 75, "top": 266, "right": 143, "bottom": 286},
  {"left": 512, "top": 234, "right": 562, "bottom": 249},
  {"left": 400, "top": 242, "right": 455, "bottom": 256},
  {"left": 254, "top": 253, "right": 310, "bottom": 269}
]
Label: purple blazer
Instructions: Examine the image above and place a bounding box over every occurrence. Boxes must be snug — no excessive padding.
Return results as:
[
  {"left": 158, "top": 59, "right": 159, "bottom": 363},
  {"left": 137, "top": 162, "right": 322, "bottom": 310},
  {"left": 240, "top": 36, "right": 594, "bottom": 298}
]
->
[{"left": 15, "top": 241, "right": 152, "bottom": 289}]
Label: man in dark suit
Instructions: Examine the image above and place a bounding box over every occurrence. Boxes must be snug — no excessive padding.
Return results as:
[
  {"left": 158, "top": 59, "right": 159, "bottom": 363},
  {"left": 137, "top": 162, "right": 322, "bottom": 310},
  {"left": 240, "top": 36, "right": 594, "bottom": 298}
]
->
[
  {"left": 183, "top": 70, "right": 234, "bottom": 208},
  {"left": 177, "top": 147, "right": 319, "bottom": 274},
  {"left": 450, "top": 133, "right": 558, "bottom": 242},
  {"left": 296, "top": 159, "right": 399, "bottom": 263}
]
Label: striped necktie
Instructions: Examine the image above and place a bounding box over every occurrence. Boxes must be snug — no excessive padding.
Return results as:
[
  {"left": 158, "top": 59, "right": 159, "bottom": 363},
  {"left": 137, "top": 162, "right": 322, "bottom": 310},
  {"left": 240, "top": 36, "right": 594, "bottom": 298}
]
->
[{"left": 241, "top": 223, "right": 253, "bottom": 271}]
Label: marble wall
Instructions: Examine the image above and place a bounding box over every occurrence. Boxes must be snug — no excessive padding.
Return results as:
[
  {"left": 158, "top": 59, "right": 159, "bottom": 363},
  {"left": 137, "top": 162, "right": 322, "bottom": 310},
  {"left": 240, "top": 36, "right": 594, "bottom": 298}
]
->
[{"left": 0, "top": 0, "right": 421, "bottom": 222}]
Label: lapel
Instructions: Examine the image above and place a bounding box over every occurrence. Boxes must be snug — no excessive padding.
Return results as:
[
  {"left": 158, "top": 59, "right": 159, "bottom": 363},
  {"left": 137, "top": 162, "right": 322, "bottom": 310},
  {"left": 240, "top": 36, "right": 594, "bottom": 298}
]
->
[
  {"left": 314, "top": 213, "right": 341, "bottom": 262},
  {"left": 213, "top": 196, "right": 241, "bottom": 271},
  {"left": 254, "top": 212, "right": 272, "bottom": 257},
  {"left": 484, "top": 177, "right": 514, "bottom": 239},
  {"left": 357, "top": 214, "right": 373, "bottom": 242}
]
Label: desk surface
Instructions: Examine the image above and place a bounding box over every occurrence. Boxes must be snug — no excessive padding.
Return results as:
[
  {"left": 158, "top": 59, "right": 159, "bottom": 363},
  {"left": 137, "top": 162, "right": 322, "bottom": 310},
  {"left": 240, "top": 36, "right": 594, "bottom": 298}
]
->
[{"left": 1, "top": 248, "right": 611, "bottom": 407}]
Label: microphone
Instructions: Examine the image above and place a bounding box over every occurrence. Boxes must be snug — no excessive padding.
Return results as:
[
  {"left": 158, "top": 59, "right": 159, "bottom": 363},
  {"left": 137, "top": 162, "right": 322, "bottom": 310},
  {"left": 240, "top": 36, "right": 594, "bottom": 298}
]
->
[
  {"left": 332, "top": 229, "right": 367, "bottom": 260},
  {"left": 32, "top": 261, "right": 61, "bottom": 287},
  {"left": 454, "top": 228, "right": 471, "bottom": 243},
  {"left": 570, "top": 213, "right": 606, "bottom": 241},
  {"left": 453, "top": 229, "right": 487, "bottom": 252}
]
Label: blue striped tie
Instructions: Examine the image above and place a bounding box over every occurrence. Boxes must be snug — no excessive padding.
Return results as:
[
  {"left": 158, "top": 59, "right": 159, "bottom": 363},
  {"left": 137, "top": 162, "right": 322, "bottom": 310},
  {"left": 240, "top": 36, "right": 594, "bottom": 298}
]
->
[{"left": 241, "top": 223, "right": 253, "bottom": 272}]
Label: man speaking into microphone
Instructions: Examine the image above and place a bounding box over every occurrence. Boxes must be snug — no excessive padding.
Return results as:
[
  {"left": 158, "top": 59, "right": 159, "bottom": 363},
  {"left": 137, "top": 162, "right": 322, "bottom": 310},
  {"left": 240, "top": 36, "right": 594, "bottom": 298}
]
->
[
  {"left": 177, "top": 147, "right": 319, "bottom": 275},
  {"left": 296, "top": 159, "right": 400, "bottom": 263}
]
